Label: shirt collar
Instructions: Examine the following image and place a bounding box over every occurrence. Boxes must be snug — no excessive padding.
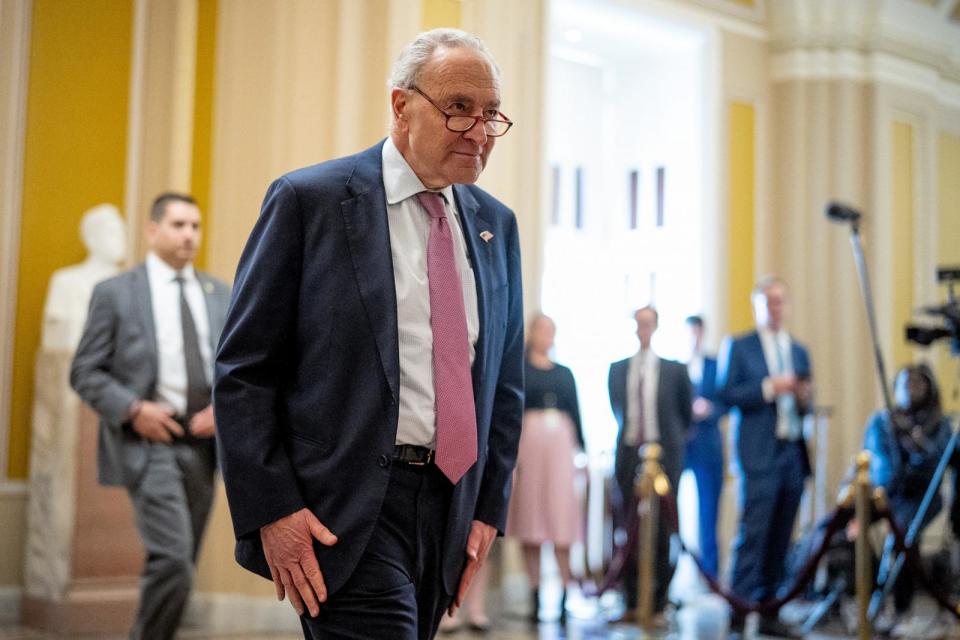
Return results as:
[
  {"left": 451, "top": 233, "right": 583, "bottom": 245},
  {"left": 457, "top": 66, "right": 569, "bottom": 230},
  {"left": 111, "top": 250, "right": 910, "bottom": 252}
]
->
[
  {"left": 634, "top": 347, "right": 657, "bottom": 363},
  {"left": 382, "top": 137, "right": 456, "bottom": 207},
  {"left": 758, "top": 325, "right": 787, "bottom": 345},
  {"left": 146, "top": 251, "right": 196, "bottom": 283}
]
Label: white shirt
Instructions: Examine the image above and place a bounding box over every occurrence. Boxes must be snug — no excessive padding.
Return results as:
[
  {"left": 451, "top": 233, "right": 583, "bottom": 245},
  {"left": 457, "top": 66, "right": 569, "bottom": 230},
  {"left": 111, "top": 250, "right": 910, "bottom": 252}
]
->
[
  {"left": 625, "top": 347, "right": 660, "bottom": 445},
  {"left": 145, "top": 252, "right": 213, "bottom": 416},
  {"left": 382, "top": 138, "right": 480, "bottom": 448},
  {"left": 687, "top": 351, "right": 704, "bottom": 387},
  {"left": 758, "top": 326, "right": 798, "bottom": 440}
]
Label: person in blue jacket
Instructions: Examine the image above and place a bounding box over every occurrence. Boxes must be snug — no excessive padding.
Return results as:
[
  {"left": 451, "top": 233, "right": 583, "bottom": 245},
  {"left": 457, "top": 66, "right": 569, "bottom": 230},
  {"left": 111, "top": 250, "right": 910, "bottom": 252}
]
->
[{"left": 863, "top": 363, "right": 959, "bottom": 618}]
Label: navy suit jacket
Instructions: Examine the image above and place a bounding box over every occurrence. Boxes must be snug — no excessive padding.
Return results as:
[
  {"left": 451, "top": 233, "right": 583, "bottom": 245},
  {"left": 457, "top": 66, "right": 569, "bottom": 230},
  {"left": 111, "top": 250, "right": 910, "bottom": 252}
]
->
[
  {"left": 717, "top": 331, "right": 811, "bottom": 478},
  {"left": 693, "top": 356, "right": 723, "bottom": 431},
  {"left": 213, "top": 140, "right": 525, "bottom": 596}
]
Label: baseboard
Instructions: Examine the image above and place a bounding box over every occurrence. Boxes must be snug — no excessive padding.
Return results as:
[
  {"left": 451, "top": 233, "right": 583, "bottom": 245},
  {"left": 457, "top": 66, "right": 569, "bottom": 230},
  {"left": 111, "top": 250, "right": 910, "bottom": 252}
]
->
[
  {"left": 185, "top": 591, "right": 301, "bottom": 633},
  {"left": 0, "top": 586, "right": 21, "bottom": 624}
]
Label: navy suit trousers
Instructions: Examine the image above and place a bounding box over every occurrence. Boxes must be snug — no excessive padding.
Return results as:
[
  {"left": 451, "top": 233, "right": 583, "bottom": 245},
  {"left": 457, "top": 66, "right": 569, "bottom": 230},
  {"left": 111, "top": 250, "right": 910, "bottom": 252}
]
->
[
  {"left": 684, "top": 423, "right": 724, "bottom": 578},
  {"left": 300, "top": 462, "right": 454, "bottom": 640},
  {"left": 729, "top": 440, "right": 806, "bottom": 602}
]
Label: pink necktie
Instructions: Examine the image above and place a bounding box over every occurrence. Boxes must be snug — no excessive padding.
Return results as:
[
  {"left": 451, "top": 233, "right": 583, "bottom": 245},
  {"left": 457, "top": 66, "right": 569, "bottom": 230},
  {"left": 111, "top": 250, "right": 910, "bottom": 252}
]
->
[{"left": 417, "top": 191, "right": 478, "bottom": 483}]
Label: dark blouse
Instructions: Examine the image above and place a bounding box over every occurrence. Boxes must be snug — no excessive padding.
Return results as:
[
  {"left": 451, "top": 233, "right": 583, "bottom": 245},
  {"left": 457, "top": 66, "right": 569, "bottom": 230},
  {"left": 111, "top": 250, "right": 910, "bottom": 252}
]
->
[{"left": 524, "top": 359, "right": 585, "bottom": 450}]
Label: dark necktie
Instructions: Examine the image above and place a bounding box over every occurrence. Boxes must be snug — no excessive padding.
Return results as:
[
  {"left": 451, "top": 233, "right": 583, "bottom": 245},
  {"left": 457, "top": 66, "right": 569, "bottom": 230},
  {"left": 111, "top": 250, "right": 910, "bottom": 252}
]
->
[
  {"left": 175, "top": 276, "right": 210, "bottom": 418},
  {"left": 416, "top": 191, "right": 477, "bottom": 484}
]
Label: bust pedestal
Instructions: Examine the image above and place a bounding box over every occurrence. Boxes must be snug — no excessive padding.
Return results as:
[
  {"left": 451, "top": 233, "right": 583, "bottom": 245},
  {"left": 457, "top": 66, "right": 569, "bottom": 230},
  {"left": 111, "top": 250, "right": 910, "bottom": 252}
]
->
[{"left": 22, "top": 350, "right": 144, "bottom": 633}]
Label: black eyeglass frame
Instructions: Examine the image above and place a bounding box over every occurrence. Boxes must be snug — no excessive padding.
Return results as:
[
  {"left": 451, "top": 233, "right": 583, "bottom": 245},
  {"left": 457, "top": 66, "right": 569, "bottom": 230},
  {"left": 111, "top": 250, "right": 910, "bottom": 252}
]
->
[{"left": 410, "top": 86, "right": 514, "bottom": 137}]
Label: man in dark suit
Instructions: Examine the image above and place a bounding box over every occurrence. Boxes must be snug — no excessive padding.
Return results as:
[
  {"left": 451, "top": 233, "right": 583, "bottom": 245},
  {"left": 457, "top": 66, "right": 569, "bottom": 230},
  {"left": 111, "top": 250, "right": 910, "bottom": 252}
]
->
[
  {"left": 213, "top": 28, "right": 524, "bottom": 640},
  {"left": 608, "top": 305, "right": 692, "bottom": 623},
  {"left": 683, "top": 314, "right": 725, "bottom": 579},
  {"left": 718, "top": 276, "right": 811, "bottom": 639},
  {"left": 71, "top": 193, "right": 231, "bottom": 640}
]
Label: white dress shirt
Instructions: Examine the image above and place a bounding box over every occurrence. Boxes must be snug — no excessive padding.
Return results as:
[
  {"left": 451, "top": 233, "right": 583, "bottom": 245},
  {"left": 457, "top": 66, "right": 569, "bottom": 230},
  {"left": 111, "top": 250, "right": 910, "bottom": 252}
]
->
[
  {"left": 382, "top": 138, "right": 480, "bottom": 448},
  {"left": 687, "top": 351, "right": 704, "bottom": 387},
  {"left": 625, "top": 348, "right": 660, "bottom": 445},
  {"left": 757, "top": 326, "right": 799, "bottom": 440},
  {"left": 146, "top": 252, "right": 212, "bottom": 416}
]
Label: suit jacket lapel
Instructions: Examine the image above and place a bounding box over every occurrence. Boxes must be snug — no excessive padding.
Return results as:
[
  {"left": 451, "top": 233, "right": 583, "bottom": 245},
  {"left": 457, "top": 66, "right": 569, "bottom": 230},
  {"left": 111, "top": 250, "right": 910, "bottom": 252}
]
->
[
  {"left": 341, "top": 144, "right": 400, "bottom": 403},
  {"left": 749, "top": 332, "right": 770, "bottom": 378},
  {"left": 132, "top": 264, "right": 159, "bottom": 375},
  {"left": 453, "top": 185, "right": 489, "bottom": 389}
]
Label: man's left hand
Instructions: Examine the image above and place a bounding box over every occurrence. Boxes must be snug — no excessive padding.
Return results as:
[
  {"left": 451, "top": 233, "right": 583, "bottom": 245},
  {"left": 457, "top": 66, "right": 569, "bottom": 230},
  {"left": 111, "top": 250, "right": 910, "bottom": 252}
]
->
[
  {"left": 189, "top": 405, "right": 216, "bottom": 438},
  {"left": 449, "top": 520, "right": 497, "bottom": 616}
]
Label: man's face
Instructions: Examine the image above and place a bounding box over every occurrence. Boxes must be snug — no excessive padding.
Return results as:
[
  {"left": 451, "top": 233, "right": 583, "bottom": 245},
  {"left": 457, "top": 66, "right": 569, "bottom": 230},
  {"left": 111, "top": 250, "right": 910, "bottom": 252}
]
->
[
  {"left": 391, "top": 46, "right": 500, "bottom": 189},
  {"left": 635, "top": 309, "right": 658, "bottom": 349},
  {"left": 894, "top": 369, "right": 931, "bottom": 411},
  {"left": 147, "top": 200, "right": 201, "bottom": 270},
  {"left": 754, "top": 283, "right": 787, "bottom": 331}
]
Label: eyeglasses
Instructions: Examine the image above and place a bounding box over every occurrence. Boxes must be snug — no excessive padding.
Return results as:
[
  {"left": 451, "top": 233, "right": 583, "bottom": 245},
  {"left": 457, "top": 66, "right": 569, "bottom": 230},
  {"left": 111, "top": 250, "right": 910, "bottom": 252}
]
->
[{"left": 411, "top": 86, "right": 513, "bottom": 137}]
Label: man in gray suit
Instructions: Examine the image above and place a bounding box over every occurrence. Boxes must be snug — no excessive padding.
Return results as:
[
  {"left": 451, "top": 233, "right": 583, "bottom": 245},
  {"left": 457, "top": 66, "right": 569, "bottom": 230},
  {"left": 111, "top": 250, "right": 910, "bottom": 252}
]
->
[
  {"left": 608, "top": 305, "right": 692, "bottom": 624},
  {"left": 71, "top": 192, "right": 231, "bottom": 640}
]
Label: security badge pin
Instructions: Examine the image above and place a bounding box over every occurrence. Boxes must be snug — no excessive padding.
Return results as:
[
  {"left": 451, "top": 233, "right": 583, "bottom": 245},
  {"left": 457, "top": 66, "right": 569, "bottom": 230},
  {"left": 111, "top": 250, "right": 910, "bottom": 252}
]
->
[{"left": 479, "top": 230, "right": 494, "bottom": 243}]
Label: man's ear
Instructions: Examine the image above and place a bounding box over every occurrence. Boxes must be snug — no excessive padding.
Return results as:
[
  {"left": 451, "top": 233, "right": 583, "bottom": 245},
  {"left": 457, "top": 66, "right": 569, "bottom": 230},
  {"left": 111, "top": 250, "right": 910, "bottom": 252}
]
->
[
  {"left": 391, "top": 87, "right": 409, "bottom": 130},
  {"left": 145, "top": 219, "right": 157, "bottom": 244}
]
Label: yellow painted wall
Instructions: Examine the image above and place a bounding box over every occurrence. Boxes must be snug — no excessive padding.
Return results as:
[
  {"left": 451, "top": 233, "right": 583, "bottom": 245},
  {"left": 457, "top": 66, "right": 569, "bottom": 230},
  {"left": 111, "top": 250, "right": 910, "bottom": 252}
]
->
[
  {"left": 728, "top": 101, "right": 756, "bottom": 334},
  {"left": 891, "top": 122, "right": 914, "bottom": 371},
  {"left": 937, "top": 132, "right": 960, "bottom": 412},
  {"left": 9, "top": 0, "right": 132, "bottom": 480},
  {"left": 192, "top": 0, "right": 218, "bottom": 271},
  {"left": 421, "top": 0, "right": 460, "bottom": 29}
]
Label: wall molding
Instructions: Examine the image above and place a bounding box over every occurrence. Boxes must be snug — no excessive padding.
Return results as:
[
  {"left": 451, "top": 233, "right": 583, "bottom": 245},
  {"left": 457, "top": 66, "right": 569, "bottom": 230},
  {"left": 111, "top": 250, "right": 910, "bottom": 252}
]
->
[
  {"left": 0, "top": 0, "right": 32, "bottom": 481},
  {"left": 770, "top": 48, "right": 960, "bottom": 110},
  {"left": 123, "top": 0, "right": 148, "bottom": 266}
]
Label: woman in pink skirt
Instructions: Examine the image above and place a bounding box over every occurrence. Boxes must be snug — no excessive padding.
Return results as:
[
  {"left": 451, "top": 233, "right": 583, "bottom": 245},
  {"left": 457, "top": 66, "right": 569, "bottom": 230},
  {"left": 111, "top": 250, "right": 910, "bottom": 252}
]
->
[{"left": 507, "top": 313, "right": 584, "bottom": 625}]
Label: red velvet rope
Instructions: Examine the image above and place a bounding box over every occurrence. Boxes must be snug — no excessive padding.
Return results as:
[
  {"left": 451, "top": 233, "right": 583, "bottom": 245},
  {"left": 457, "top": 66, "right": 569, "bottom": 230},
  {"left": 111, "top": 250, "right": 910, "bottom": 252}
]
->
[{"left": 578, "top": 482, "right": 960, "bottom": 621}]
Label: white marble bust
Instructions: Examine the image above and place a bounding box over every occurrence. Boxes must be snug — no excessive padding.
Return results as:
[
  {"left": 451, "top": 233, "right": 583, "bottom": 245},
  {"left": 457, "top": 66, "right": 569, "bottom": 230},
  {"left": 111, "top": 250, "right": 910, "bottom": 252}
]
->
[{"left": 41, "top": 204, "right": 126, "bottom": 353}]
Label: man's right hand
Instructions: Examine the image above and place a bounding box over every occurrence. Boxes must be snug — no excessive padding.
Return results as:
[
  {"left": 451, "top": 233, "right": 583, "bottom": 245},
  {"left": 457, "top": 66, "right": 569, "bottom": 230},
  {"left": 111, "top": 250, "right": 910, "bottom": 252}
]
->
[
  {"left": 770, "top": 374, "right": 797, "bottom": 396},
  {"left": 131, "top": 401, "right": 184, "bottom": 443},
  {"left": 261, "top": 508, "right": 338, "bottom": 617}
]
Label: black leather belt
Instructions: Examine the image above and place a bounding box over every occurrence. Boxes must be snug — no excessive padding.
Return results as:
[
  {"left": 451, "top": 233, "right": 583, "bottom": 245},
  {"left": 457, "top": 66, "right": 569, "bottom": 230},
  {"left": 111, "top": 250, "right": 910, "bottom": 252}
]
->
[{"left": 393, "top": 444, "right": 435, "bottom": 466}]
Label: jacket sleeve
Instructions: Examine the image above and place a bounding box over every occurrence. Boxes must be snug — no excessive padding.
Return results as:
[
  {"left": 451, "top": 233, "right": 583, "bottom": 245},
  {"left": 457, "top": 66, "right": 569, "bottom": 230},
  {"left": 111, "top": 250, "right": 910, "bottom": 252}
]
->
[
  {"left": 214, "top": 177, "right": 308, "bottom": 540},
  {"left": 472, "top": 213, "right": 524, "bottom": 532},
  {"left": 863, "top": 411, "right": 896, "bottom": 491},
  {"left": 717, "top": 336, "right": 768, "bottom": 412},
  {"left": 70, "top": 282, "right": 139, "bottom": 428},
  {"left": 677, "top": 362, "right": 693, "bottom": 434}
]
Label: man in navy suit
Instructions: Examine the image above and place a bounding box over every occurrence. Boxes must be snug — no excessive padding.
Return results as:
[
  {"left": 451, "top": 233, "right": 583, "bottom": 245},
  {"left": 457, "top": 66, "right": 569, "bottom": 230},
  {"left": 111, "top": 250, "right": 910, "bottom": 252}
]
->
[
  {"left": 718, "top": 277, "right": 812, "bottom": 639},
  {"left": 608, "top": 306, "right": 692, "bottom": 624},
  {"left": 214, "top": 29, "right": 523, "bottom": 640},
  {"left": 682, "top": 314, "right": 725, "bottom": 580}
]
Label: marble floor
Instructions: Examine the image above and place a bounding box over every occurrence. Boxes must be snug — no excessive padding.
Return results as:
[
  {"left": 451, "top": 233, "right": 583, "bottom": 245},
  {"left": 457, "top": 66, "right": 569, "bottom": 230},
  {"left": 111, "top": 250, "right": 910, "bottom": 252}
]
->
[{"left": 2, "top": 593, "right": 957, "bottom": 640}]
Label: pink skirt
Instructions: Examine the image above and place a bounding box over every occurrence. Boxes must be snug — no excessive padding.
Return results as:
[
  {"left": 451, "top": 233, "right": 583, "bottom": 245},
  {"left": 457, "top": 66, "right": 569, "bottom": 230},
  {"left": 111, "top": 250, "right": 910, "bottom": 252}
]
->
[{"left": 506, "top": 409, "right": 583, "bottom": 546}]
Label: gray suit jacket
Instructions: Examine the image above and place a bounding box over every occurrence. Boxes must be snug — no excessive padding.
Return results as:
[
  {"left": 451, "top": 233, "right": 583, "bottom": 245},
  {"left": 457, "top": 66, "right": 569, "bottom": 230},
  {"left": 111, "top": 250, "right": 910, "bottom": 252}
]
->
[{"left": 70, "top": 263, "right": 231, "bottom": 487}]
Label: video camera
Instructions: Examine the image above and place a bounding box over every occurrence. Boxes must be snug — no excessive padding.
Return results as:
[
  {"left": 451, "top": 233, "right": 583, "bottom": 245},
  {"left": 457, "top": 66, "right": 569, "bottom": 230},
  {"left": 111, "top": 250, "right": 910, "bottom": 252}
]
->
[{"left": 905, "top": 266, "right": 960, "bottom": 355}]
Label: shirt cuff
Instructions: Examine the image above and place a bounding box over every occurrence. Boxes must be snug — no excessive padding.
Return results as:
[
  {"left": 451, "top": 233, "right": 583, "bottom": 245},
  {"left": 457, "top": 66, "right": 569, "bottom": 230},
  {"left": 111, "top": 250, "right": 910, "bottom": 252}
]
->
[{"left": 762, "top": 377, "right": 775, "bottom": 403}]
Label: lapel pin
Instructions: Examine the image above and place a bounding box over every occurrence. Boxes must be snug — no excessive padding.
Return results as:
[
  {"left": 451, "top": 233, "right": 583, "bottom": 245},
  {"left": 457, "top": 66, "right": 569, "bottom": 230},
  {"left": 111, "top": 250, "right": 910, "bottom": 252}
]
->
[
  {"left": 479, "top": 230, "right": 494, "bottom": 243},
  {"left": 203, "top": 281, "right": 214, "bottom": 294}
]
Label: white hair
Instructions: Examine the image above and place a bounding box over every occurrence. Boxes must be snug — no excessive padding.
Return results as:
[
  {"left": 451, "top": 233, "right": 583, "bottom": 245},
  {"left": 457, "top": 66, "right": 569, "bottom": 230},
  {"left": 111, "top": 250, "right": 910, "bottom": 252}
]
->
[{"left": 387, "top": 28, "right": 500, "bottom": 90}]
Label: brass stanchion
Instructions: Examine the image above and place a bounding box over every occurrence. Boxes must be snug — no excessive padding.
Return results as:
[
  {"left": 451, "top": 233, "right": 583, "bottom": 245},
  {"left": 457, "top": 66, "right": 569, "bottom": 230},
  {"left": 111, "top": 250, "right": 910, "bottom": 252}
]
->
[
  {"left": 634, "top": 443, "right": 665, "bottom": 632},
  {"left": 854, "top": 451, "right": 873, "bottom": 640}
]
